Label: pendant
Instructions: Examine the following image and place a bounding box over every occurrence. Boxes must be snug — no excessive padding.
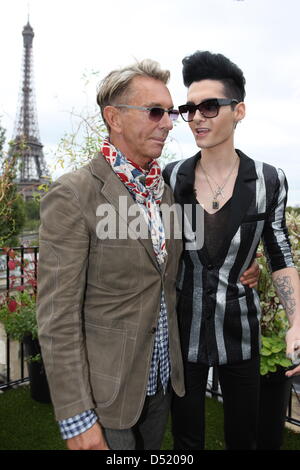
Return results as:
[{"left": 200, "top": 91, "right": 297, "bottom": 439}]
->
[{"left": 212, "top": 200, "right": 219, "bottom": 210}]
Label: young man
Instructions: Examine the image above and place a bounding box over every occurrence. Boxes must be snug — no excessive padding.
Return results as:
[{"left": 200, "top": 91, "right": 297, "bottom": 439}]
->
[{"left": 163, "top": 51, "right": 300, "bottom": 450}]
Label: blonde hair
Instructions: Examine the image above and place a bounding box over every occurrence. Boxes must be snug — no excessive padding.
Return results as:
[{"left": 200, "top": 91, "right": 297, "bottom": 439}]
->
[{"left": 96, "top": 59, "right": 170, "bottom": 130}]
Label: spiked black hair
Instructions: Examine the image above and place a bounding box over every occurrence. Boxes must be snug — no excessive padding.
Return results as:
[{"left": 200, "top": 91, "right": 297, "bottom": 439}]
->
[{"left": 182, "top": 51, "right": 246, "bottom": 102}]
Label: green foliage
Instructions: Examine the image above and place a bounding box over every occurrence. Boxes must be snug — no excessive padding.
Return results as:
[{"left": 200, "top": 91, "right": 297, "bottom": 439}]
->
[
  {"left": 260, "top": 329, "right": 292, "bottom": 375},
  {"left": 0, "top": 130, "right": 17, "bottom": 244},
  {"left": 24, "top": 198, "right": 40, "bottom": 221},
  {"left": 0, "top": 125, "right": 27, "bottom": 246},
  {"left": 258, "top": 209, "right": 300, "bottom": 375},
  {"left": 0, "top": 123, "right": 5, "bottom": 158},
  {"left": 0, "top": 290, "right": 37, "bottom": 342},
  {"left": 27, "top": 353, "right": 42, "bottom": 363},
  {"left": 286, "top": 209, "right": 300, "bottom": 275},
  {"left": 23, "top": 198, "right": 40, "bottom": 234},
  {"left": 0, "top": 248, "right": 41, "bottom": 364},
  {"left": 0, "top": 248, "right": 38, "bottom": 346},
  {"left": 54, "top": 109, "right": 107, "bottom": 173},
  {"left": 0, "top": 121, "right": 41, "bottom": 245},
  {"left": 287, "top": 206, "right": 300, "bottom": 215},
  {"left": 0, "top": 193, "right": 26, "bottom": 247}
]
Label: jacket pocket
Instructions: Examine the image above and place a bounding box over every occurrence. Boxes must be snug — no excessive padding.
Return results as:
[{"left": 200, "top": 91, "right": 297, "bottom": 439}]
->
[
  {"left": 85, "top": 323, "right": 126, "bottom": 407},
  {"left": 97, "top": 243, "right": 142, "bottom": 292}
]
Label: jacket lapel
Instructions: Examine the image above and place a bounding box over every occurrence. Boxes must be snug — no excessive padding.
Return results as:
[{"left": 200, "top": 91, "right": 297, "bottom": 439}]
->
[
  {"left": 173, "top": 151, "right": 200, "bottom": 205},
  {"left": 89, "top": 155, "right": 160, "bottom": 271},
  {"left": 223, "top": 150, "right": 258, "bottom": 256},
  {"left": 173, "top": 152, "right": 210, "bottom": 265},
  {"left": 172, "top": 150, "right": 258, "bottom": 266}
]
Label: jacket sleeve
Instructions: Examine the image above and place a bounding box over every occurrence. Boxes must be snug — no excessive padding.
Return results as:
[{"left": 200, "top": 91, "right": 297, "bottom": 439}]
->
[
  {"left": 262, "top": 168, "right": 295, "bottom": 273},
  {"left": 37, "top": 180, "right": 95, "bottom": 421}
]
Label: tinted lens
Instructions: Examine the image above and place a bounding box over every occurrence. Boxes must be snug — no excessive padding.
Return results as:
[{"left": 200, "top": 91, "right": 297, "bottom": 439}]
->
[
  {"left": 178, "top": 104, "right": 195, "bottom": 122},
  {"left": 149, "top": 107, "right": 165, "bottom": 121},
  {"left": 199, "top": 99, "right": 219, "bottom": 118},
  {"left": 179, "top": 100, "right": 221, "bottom": 121},
  {"left": 149, "top": 107, "right": 179, "bottom": 122},
  {"left": 168, "top": 109, "right": 179, "bottom": 121}
]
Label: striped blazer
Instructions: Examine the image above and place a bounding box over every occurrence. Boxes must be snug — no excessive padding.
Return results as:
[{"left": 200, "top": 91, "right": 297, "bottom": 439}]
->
[{"left": 163, "top": 149, "right": 294, "bottom": 366}]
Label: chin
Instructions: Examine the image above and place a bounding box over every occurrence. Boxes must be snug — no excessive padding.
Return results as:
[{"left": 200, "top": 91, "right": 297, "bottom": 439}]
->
[
  {"left": 150, "top": 147, "right": 164, "bottom": 159},
  {"left": 195, "top": 139, "right": 208, "bottom": 149}
]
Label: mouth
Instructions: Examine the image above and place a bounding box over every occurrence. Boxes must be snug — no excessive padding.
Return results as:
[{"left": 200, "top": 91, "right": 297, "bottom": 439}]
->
[
  {"left": 195, "top": 128, "right": 210, "bottom": 136},
  {"left": 151, "top": 137, "right": 166, "bottom": 144}
]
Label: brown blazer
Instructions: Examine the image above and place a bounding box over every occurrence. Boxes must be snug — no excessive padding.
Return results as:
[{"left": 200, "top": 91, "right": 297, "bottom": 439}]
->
[{"left": 37, "top": 155, "right": 185, "bottom": 428}]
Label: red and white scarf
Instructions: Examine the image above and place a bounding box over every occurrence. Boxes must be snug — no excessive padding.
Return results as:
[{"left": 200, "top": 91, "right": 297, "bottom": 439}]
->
[{"left": 101, "top": 139, "right": 167, "bottom": 265}]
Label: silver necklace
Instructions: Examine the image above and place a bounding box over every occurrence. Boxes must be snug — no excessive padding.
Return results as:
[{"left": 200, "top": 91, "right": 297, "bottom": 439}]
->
[{"left": 198, "top": 157, "right": 238, "bottom": 210}]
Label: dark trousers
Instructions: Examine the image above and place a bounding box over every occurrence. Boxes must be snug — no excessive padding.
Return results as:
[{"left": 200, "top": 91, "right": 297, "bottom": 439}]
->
[
  {"left": 104, "top": 381, "right": 171, "bottom": 450},
  {"left": 172, "top": 356, "right": 260, "bottom": 450}
]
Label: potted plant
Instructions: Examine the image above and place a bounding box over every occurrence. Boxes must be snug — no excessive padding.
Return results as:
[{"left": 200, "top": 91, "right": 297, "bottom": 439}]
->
[
  {"left": 257, "top": 208, "right": 300, "bottom": 449},
  {"left": 0, "top": 250, "right": 51, "bottom": 403}
]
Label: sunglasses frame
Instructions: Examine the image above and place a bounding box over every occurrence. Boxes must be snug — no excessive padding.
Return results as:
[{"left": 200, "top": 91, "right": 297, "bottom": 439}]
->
[
  {"left": 113, "top": 104, "right": 179, "bottom": 122},
  {"left": 178, "top": 98, "right": 239, "bottom": 122}
]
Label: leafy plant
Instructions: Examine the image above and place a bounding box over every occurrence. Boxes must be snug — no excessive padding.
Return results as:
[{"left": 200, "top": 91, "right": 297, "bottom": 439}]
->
[
  {"left": 0, "top": 248, "right": 39, "bottom": 361},
  {"left": 0, "top": 125, "right": 30, "bottom": 246},
  {"left": 0, "top": 290, "right": 37, "bottom": 343},
  {"left": 258, "top": 208, "right": 300, "bottom": 375}
]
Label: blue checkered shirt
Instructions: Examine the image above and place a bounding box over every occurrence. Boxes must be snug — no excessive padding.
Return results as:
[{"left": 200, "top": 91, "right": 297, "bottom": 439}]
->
[{"left": 59, "top": 291, "right": 170, "bottom": 440}]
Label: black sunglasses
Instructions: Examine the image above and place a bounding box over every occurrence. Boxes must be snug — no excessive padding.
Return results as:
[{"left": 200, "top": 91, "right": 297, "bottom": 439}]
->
[
  {"left": 113, "top": 104, "right": 179, "bottom": 122},
  {"left": 178, "top": 98, "right": 238, "bottom": 122}
]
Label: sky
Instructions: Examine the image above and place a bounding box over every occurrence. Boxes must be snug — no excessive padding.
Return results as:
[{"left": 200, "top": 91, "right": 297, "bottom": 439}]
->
[{"left": 1, "top": 0, "right": 300, "bottom": 205}]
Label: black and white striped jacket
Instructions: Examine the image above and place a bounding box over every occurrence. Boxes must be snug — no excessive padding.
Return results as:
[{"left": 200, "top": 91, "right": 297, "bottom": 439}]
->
[{"left": 163, "top": 150, "right": 294, "bottom": 366}]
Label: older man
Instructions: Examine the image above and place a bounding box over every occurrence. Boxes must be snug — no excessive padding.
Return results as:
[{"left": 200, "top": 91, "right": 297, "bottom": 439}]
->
[
  {"left": 37, "top": 59, "right": 258, "bottom": 451},
  {"left": 37, "top": 59, "right": 185, "bottom": 451}
]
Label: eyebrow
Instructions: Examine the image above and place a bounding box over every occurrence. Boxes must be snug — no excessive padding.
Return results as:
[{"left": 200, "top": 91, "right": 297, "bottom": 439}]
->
[
  {"left": 186, "top": 98, "right": 219, "bottom": 105},
  {"left": 144, "top": 102, "right": 174, "bottom": 110}
]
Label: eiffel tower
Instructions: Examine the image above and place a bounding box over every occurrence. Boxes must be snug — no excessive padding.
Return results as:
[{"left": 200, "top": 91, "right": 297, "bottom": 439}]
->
[{"left": 10, "top": 20, "right": 49, "bottom": 200}]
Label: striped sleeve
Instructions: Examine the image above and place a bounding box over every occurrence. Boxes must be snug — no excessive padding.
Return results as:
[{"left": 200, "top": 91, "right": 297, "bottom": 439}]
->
[{"left": 262, "top": 167, "right": 295, "bottom": 272}]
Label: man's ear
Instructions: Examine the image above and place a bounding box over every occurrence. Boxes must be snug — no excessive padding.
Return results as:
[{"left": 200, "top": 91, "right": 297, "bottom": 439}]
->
[
  {"left": 234, "top": 101, "right": 246, "bottom": 123},
  {"left": 103, "top": 106, "right": 123, "bottom": 134}
]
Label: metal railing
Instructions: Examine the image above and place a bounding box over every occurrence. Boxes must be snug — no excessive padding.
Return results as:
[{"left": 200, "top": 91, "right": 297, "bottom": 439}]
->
[{"left": 0, "top": 245, "right": 38, "bottom": 390}]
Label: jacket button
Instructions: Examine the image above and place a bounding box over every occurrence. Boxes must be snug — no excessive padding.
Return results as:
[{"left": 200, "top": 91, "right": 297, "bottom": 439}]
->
[{"left": 151, "top": 327, "right": 157, "bottom": 334}]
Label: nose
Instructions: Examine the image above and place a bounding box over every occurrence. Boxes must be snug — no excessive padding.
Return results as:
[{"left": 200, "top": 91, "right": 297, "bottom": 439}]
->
[
  {"left": 159, "top": 111, "right": 173, "bottom": 130},
  {"left": 193, "top": 109, "right": 206, "bottom": 121}
]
